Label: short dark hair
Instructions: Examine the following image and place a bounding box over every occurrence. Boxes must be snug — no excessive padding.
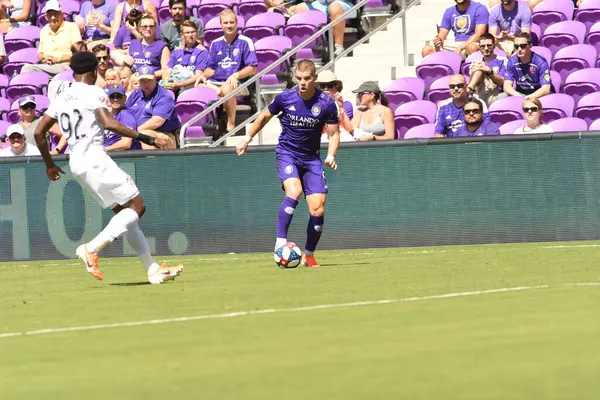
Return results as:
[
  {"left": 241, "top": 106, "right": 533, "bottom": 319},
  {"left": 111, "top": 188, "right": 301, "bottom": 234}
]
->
[
  {"left": 296, "top": 59, "right": 316, "bottom": 76},
  {"left": 126, "top": 8, "right": 143, "bottom": 26},
  {"left": 464, "top": 97, "right": 484, "bottom": 111},
  {"left": 169, "top": 0, "right": 186, "bottom": 8},
  {"left": 71, "top": 41, "right": 88, "bottom": 54},
  {"left": 181, "top": 20, "right": 198, "bottom": 30},
  {"left": 479, "top": 33, "right": 495, "bottom": 44},
  {"left": 514, "top": 32, "right": 532, "bottom": 44},
  {"left": 91, "top": 44, "right": 109, "bottom": 56}
]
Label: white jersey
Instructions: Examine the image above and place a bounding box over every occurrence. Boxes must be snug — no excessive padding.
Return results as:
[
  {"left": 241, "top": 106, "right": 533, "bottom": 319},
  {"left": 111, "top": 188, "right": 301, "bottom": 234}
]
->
[{"left": 45, "top": 82, "right": 109, "bottom": 167}]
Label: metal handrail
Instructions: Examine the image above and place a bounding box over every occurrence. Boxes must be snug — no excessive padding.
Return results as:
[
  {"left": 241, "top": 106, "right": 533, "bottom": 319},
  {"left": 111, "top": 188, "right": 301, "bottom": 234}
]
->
[
  {"left": 208, "top": 0, "right": 420, "bottom": 147},
  {"left": 180, "top": 0, "right": 370, "bottom": 147}
]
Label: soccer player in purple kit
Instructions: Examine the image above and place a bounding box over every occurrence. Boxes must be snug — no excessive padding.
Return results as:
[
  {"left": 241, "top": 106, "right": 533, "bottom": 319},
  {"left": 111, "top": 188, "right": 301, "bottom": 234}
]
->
[{"left": 235, "top": 60, "right": 340, "bottom": 267}]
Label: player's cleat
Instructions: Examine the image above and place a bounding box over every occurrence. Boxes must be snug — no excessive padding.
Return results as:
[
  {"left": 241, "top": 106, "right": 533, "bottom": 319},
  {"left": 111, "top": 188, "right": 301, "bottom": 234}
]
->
[
  {"left": 147, "top": 263, "right": 184, "bottom": 284},
  {"left": 76, "top": 244, "right": 103, "bottom": 280},
  {"left": 301, "top": 254, "right": 320, "bottom": 267}
]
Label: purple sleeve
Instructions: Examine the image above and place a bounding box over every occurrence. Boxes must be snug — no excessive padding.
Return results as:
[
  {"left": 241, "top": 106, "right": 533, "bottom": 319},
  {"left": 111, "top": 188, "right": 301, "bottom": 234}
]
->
[
  {"left": 497, "top": 58, "right": 507, "bottom": 77},
  {"left": 475, "top": 3, "right": 489, "bottom": 25},
  {"left": 167, "top": 51, "right": 176, "bottom": 69},
  {"left": 488, "top": 6, "right": 499, "bottom": 29},
  {"left": 243, "top": 42, "right": 258, "bottom": 67},
  {"left": 78, "top": 3, "right": 88, "bottom": 19},
  {"left": 151, "top": 95, "right": 176, "bottom": 120},
  {"left": 105, "top": 4, "right": 116, "bottom": 26},
  {"left": 343, "top": 101, "right": 353, "bottom": 120},
  {"left": 208, "top": 42, "right": 218, "bottom": 70},
  {"left": 440, "top": 8, "right": 452, "bottom": 31},
  {"left": 120, "top": 111, "right": 138, "bottom": 130},
  {"left": 486, "top": 121, "right": 500, "bottom": 135},
  {"left": 434, "top": 106, "right": 446, "bottom": 135},
  {"left": 268, "top": 93, "right": 283, "bottom": 115},
  {"left": 520, "top": 4, "right": 532, "bottom": 29},
  {"left": 539, "top": 59, "right": 551, "bottom": 86},
  {"left": 195, "top": 50, "right": 209, "bottom": 71},
  {"left": 114, "top": 28, "right": 124, "bottom": 48},
  {"left": 504, "top": 58, "right": 515, "bottom": 81},
  {"left": 326, "top": 100, "right": 339, "bottom": 125}
]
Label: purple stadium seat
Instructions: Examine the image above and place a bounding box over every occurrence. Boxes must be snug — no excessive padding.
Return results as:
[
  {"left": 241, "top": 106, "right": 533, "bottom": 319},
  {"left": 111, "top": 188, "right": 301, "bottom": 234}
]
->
[
  {"left": 531, "top": 46, "right": 552, "bottom": 65},
  {"left": 255, "top": 36, "right": 293, "bottom": 86},
  {"left": 551, "top": 44, "right": 598, "bottom": 83},
  {"left": 243, "top": 12, "right": 285, "bottom": 43},
  {"left": 6, "top": 95, "right": 50, "bottom": 123},
  {"left": 575, "top": 0, "right": 600, "bottom": 32},
  {"left": 158, "top": 0, "right": 172, "bottom": 24},
  {"left": 460, "top": 49, "right": 506, "bottom": 76},
  {"left": 540, "top": 20, "right": 586, "bottom": 57},
  {"left": 4, "top": 26, "right": 42, "bottom": 56},
  {"left": 488, "top": 96, "right": 525, "bottom": 125},
  {"left": 196, "top": 0, "right": 236, "bottom": 25},
  {"left": 548, "top": 117, "right": 588, "bottom": 132},
  {"left": 383, "top": 77, "right": 425, "bottom": 111},
  {"left": 416, "top": 51, "right": 462, "bottom": 90},
  {"left": 589, "top": 22, "right": 600, "bottom": 57},
  {"left": 283, "top": 10, "right": 327, "bottom": 60},
  {"left": 532, "top": 0, "right": 574, "bottom": 35},
  {"left": 0, "top": 97, "right": 10, "bottom": 121},
  {"left": 238, "top": 0, "right": 267, "bottom": 23},
  {"left": 176, "top": 87, "right": 219, "bottom": 137},
  {"left": 550, "top": 70, "right": 561, "bottom": 94},
  {"left": 54, "top": 69, "right": 74, "bottom": 82},
  {"left": 563, "top": 68, "right": 600, "bottom": 105},
  {"left": 574, "top": 92, "right": 600, "bottom": 126},
  {"left": 499, "top": 119, "right": 528, "bottom": 134},
  {"left": 2, "top": 48, "right": 39, "bottom": 77},
  {"left": 0, "top": 120, "right": 12, "bottom": 139},
  {"left": 530, "top": 23, "right": 541, "bottom": 46},
  {"left": 6, "top": 71, "right": 49, "bottom": 101},
  {"left": 427, "top": 75, "right": 470, "bottom": 105},
  {"left": 203, "top": 15, "right": 245, "bottom": 46},
  {"left": 539, "top": 93, "right": 575, "bottom": 123},
  {"left": 403, "top": 123, "right": 435, "bottom": 139},
  {"left": 393, "top": 100, "right": 437, "bottom": 139},
  {"left": 590, "top": 119, "right": 600, "bottom": 130}
]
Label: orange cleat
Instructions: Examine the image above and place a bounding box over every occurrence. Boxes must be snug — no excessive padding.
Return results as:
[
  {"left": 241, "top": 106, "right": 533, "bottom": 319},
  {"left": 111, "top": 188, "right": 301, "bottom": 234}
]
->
[
  {"left": 148, "top": 263, "right": 184, "bottom": 284},
  {"left": 301, "top": 254, "right": 320, "bottom": 267},
  {"left": 76, "top": 244, "right": 103, "bottom": 281}
]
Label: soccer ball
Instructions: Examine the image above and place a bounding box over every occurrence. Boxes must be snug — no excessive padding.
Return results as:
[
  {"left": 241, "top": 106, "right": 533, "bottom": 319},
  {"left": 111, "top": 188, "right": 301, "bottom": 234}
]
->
[{"left": 274, "top": 242, "right": 302, "bottom": 268}]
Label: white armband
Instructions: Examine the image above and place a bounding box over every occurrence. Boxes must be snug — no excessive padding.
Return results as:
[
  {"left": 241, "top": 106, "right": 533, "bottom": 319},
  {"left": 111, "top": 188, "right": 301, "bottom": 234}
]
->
[
  {"left": 325, "top": 154, "right": 335, "bottom": 163},
  {"left": 243, "top": 134, "right": 253, "bottom": 144}
]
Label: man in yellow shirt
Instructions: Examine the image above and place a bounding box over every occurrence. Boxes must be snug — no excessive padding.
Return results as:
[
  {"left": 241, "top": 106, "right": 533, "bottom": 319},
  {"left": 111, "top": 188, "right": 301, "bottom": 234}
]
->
[{"left": 21, "top": 0, "right": 82, "bottom": 77}]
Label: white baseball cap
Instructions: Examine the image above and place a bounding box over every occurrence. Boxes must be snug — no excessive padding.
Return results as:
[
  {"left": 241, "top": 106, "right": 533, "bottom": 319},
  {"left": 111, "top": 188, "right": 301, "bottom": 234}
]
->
[
  {"left": 6, "top": 124, "right": 25, "bottom": 138},
  {"left": 43, "top": 0, "right": 62, "bottom": 13}
]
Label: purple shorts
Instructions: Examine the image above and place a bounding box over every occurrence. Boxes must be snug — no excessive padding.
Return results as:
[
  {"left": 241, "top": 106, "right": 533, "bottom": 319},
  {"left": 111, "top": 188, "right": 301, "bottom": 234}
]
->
[{"left": 276, "top": 153, "right": 328, "bottom": 196}]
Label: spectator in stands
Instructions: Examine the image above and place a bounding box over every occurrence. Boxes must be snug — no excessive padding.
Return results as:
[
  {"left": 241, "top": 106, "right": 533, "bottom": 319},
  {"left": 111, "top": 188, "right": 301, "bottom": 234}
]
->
[
  {"left": 0, "top": 0, "right": 33, "bottom": 32},
  {"left": 72, "top": 41, "right": 89, "bottom": 54},
  {"left": 110, "top": 0, "right": 158, "bottom": 43},
  {"left": 127, "top": 72, "right": 139, "bottom": 95},
  {"left": 126, "top": 65, "right": 180, "bottom": 148},
  {"left": 196, "top": 9, "right": 258, "bottom": 133},
  {"left": 467, "top": 33, "right": 507, "bottom": 106},
  {"left": 267, "top": 0, "right": 298, "bottom": 17},
  {"left": 160, "top": 0, "right": 203, "bottom": 51},
  {"left": 22, "top": 0, "right": 82, "bottom": 77},
  {"left": 103, "top": 84, "right": 142, "bottom": 151},
  {"left": 489, "top": 0, "right": 542, "bottom": 12},
  {"left": 0, "top": 124, "right": 41, "bottom": 157},
  {"left": 92, "top": 44, "right": 111, "bottom": 87},
  {"left": 119, "top": 65, "right": 133, "bottom": 88},
  {"left": 294, "top": 0, "right": 354, "bottom": 57},
  {"left": 114, "top": 9, "right": 143, "bottom": 51},
  {"left": 488, "top": 0, "right": 532, "bottom": 55},
  {"left": 104, "top": 68, "right": 118, "bottom": 86},
  {"left": 16, "top": 96, "right": 66, "bottom": 153},
  {"left": 316, "top": 70, "right": 353, "bottom": 118},
  {"left": 422, "top": 0, "right": 488, "bottom": 58},
  {"left": 514, "top": 98, "right": 553, "bottom": 134},
  {"left": 123, "top": 13, "right": 170, "bottom": 79},
  {"left": 503, "top": 32, "right": 551, "bottom": 100},
  {"left": 75, "top": 0, "right": 116, "bottom": 48},
  {"left": 338, "top": 81, "right": 394, "bottom": 141},
  {"left": 453, "top": 97, "right": 499, "bottom": 136},
  {"left": 164, "top": 20, "right": 209, "bottom": 94}
]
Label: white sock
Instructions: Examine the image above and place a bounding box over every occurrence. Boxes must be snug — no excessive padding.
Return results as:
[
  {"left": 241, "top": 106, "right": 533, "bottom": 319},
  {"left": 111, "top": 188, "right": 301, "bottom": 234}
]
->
[
  {"left": 125, "top": 222, "right": 156, "bottom": 271},
  {"left": 275, "top": 237, "right": 287, "bottom": 251},
  {"left": 88, "top": 208, "right": 139, "bottom": 253}
]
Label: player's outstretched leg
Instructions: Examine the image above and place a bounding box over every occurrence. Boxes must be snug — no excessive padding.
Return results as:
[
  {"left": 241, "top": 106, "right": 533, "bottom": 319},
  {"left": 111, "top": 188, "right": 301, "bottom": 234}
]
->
[
  {"left": 302, "top": 193, "right": 326, "bottom": 267},
  {"left": 275, "top": 196, "right": 299, "bottom": 251}
]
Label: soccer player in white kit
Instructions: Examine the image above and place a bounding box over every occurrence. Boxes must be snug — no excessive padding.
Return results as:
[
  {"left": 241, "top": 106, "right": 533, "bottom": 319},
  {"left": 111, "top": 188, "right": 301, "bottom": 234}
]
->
[{"left": 34, "top": 52, "right": 184, "bottom": 284}]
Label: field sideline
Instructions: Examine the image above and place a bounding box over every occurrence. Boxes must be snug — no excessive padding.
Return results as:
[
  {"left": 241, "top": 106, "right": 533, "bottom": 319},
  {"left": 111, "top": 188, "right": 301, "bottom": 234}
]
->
[{"left": 2, "top": 241, "right": 600, "bottom": 399}]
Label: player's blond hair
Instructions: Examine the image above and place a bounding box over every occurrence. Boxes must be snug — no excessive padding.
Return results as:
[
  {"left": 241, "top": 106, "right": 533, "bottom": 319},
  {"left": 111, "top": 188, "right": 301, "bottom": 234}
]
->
[
  {"left": 219, "top": 8, "right": 237, "bottom": 23},
  {"left": 296, "top": 60, "right": 316, "bottom": 76}
]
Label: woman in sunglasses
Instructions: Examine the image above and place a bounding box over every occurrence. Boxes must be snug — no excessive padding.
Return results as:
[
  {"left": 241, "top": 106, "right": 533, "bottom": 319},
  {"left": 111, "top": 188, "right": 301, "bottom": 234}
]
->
[
  {"left": 514, "top": 98, "right": 553, "bottom": 134},
  {"left": 122, "top": 13, "right": 169, "bottom": 79},
  {"left": 341, "top": 81, "right": 395, "bottom": 141}
]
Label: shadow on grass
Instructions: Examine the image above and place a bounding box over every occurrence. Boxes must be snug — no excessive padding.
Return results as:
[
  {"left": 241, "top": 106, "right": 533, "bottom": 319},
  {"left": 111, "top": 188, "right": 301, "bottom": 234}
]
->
[{"left": 110, "top": 282, "right": 151, "bottom": 286}]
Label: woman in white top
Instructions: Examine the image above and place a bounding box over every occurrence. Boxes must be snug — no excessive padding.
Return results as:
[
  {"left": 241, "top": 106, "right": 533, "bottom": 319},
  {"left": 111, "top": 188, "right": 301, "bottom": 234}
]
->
[
  {"left": 339, "top": 81, "right": 395, "bottom": 141},
  {"left": 514, "top": 98, "right": 553, "bottom": 134}
]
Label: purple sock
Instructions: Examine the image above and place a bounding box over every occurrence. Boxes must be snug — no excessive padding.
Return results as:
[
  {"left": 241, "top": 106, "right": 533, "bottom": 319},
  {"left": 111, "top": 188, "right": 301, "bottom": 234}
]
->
[
  {"left": 277, "top": 197, "right": 299, "bottom": 238},
  {"left": 305, "top": 215, "right": 324, "bottom": 252}
]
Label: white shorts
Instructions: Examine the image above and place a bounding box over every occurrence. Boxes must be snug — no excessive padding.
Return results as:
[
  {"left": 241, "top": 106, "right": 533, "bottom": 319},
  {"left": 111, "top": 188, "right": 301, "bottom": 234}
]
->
[{"left": 72, "top": 154, "right": 139, "bottom": 209}]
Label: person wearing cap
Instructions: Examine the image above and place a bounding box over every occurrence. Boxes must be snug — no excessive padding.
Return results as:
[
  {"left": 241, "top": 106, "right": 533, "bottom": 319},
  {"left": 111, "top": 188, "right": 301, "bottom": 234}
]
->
[
  {"left": 195, "top": 9, "right": 257, "bottom": 133},
  {"left": 126, "top": 65, "right": 180, "bottom": 148},
  {"left": 315, "top": 70, "right": 353, "bottom": 132},
  {"left": 0, "top": 124, "right": 41, "bottom": 157},
  {"left": 21, "top": 0, "right": 82, "bottom": 77},
  {"left": 16, "top": 96, "right": 66, "bottom": 153},
  {"left": 338, "top": 81, "right": 395, "bottom": 141},
  {"left": 104, "top": 83, "right": 141, "bottom": 151}
]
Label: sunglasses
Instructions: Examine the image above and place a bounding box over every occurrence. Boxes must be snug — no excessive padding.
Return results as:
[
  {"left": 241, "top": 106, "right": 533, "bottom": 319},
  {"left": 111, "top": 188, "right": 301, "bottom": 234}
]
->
[
  {"left": 523, "top": 106, "right": 539, "bottom": 113},
  {"left": 139, "top": 25, "right": 155, "bottom": 29},
  {"left": 109, "top": 94, "right": 124, "bottom": 100},
  {"left": 480, "top": 44, "right": 494, "bottom": 48},
  {"left": 515, "top": 43, "right": 529, "bottom": 50},
  {"left": 449, "top": 84, "right": 464, "bottom": 89},
  {"left": 8, "top": 134, "right": 24, "bottom": 140},
  {"left": 96, "top": 55, "right": 109, "bottom": 61},
  {"left": 20, "top": 104, "right": 35, "bottom": 110},
  {"left": 319, "top": 83, "right": 335, "bottom": 89},
  {"left": 464, "top": 109, "right": 482, "bottom": 115}
]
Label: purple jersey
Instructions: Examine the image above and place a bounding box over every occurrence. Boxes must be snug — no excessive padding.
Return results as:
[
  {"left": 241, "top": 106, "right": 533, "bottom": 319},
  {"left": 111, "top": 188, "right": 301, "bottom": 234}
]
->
[
  {"left": 488, "top": 2, "right": 532, "bottom": 35},
  {"left": 79, "top": 1, "right": 116, "bottom": 40},
  {"left": 207, "top": 34, "right": 258, "bottom": 83},
  {"left": 504, "top": 52, "right": 551, "bottom": 95},
  {"left": 434, "top": 98, "right": 490, "bottom": 136},
  {"left": 451, "top": 119, "right": 500, "bottom": 137},
  {"left": 167, "top": 46, "right": 209, "bottom": 72},
  {"left": 440, "top": 2, "right": 489, "bottom": 42},
  {"left": 104, "top": 109, "right": 141, "bottom": 149},
  {"left": 129, "top": 39, "right": 167, "bottom": 72},
  {"left": 114, "top": 25, "right": 133, "bottom": 49},
  {"left": 126, "top": 85, "right": 181, "bottom": 133},
  {"left": 269, "top": 88, "right": 339, "bottom": 159}
]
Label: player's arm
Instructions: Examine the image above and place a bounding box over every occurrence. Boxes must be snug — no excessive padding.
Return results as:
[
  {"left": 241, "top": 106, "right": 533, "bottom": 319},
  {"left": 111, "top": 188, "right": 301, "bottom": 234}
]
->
[
  {"left": 95, "top": 108, "right": 167, "bottom": 149},
  {"left": 324, "top": 123, "right": 339, "bottom": 171},
  {"left": 235, "top": 107, "right": 274, "bottom": 156},
  {"left": 34, "top": 114, "right": 65, "bottom": 181}
]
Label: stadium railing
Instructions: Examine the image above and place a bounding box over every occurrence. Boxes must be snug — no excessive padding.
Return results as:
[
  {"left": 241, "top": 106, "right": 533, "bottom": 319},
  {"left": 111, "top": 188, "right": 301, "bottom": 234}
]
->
[{"left": 180, "top": 0, "right": 421, "bottom": 148}]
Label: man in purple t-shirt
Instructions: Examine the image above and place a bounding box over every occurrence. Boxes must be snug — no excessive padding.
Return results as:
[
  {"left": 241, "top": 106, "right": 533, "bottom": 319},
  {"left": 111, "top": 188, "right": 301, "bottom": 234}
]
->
[
  {"left": 75, "top": 0, "right": 116, "bottom": 45},
  {"left": 196, "top": 9, "right": 257, "bottom": 132},
  {"left": 103, "top": 84, "right": 142, "bottom": 151},
  {"left": 422, "top": 0, "right": 489, "bottom": 59},
  {"left": 468, "top": 33, "right": 507, "bottom": 106},
  {"left": 488, "top": 0, "right": 532, "bottom": 55},
  {"left": 235, "top": 60, "right": 340, "bottom": 268},
  {"left": 452, "top": 98, "right": 500, "bottom": 137}
]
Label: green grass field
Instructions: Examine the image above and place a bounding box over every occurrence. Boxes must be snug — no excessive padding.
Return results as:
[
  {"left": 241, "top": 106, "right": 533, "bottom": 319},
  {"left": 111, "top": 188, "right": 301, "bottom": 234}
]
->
[{"left": 2, "top": 241, "right": 600, "bottom": 399}]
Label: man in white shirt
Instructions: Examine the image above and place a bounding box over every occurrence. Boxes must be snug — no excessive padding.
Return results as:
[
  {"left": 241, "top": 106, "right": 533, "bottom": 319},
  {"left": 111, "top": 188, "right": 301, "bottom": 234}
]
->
[
  {"left": 0, "top": 124, "right": 41, "bottom": 157},
  {"left": 34, "top": 51, "right": 184, "bottom": 285}
]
